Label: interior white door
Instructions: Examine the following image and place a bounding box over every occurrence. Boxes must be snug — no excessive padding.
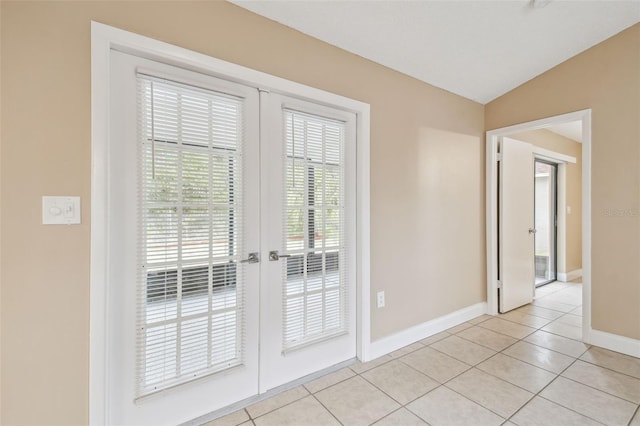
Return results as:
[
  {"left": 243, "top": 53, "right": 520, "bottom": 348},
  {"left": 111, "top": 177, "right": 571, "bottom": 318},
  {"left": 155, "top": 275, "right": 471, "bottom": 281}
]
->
[
  {"left": 259, "top": 94, "right": 357, "bottom": 392},
  {"left": 108, "top": 51, "right": 261, "bottom": 425},
  {"left": 499, "top": 137, "right": 535, "bottom": 313}
]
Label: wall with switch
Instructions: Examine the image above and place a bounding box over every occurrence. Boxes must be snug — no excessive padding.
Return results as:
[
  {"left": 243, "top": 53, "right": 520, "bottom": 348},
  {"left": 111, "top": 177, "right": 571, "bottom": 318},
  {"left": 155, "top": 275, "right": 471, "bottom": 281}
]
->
[
  {"left": 1, "top": 2, "right": 485, "bottom": 424},
  {"left": 3, "top": 1, "right": 637, "bottom": 424},
  {"left": 42, "top": 196, "right": 81, "bottom": 225}
]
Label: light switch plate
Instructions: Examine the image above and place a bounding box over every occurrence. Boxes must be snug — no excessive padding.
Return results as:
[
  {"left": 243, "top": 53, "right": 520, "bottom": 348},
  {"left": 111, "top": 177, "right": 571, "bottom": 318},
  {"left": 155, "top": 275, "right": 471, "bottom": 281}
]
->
[{"left": 42, "top": 196, "right": 81, "bottom": 225}]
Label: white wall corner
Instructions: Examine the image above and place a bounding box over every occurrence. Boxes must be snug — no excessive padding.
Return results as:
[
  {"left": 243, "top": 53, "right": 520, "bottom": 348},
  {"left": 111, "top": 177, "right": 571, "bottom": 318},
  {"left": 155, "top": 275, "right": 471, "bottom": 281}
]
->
[
  {"left": 368, "top": 302, "right": 487, "bottom": 360},
  {"left": 585, "top": 328, "right": 640, "bottom": 358}
]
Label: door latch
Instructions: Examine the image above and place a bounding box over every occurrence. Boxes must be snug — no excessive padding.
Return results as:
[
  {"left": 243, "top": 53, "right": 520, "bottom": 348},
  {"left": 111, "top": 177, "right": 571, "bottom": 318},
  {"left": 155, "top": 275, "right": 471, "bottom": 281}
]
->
[
  {"left": 269, "top": 250, "right": 292, "bottom": 261},
  {"left": 240, "top": 252, "right": 260, "bottom": 264}
]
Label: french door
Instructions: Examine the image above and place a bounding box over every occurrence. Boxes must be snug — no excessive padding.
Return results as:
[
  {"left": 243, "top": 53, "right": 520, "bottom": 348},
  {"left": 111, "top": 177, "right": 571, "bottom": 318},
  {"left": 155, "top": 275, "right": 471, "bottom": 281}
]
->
[
  {"left": 260, "top": 94, "right": 357, "bottom": 392},
  {"left": 107, "top": 51, "right": 356, "bottom": 425}
]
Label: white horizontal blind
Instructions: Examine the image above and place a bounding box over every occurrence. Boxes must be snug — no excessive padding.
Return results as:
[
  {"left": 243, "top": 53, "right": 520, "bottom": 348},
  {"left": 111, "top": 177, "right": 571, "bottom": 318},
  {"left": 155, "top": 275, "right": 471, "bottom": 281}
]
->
[
  {"left": 136, "top": 75, "right": 245, "bottom": 397},
  {"left": 282, "top": 110, "right": 347, "bottom": 351}
]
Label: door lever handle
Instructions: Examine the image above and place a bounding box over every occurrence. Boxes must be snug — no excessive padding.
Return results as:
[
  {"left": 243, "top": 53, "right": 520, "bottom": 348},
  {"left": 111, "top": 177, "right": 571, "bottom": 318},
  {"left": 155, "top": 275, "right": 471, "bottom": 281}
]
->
[
  {"left": 528, "top": 228, "right": 537, "bottom": 234},
  {"left": 269, "top": 250, "right": 292, "bottom": 261},
  {"left": 240, "top": 252, "right": 260, "bottom": 264}
]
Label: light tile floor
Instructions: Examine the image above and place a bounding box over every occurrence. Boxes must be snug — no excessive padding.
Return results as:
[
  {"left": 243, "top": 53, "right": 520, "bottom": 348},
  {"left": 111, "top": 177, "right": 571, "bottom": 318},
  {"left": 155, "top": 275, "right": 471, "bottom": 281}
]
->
[{"left": 204, "top": 281, "right": 640, "bottom": 426}]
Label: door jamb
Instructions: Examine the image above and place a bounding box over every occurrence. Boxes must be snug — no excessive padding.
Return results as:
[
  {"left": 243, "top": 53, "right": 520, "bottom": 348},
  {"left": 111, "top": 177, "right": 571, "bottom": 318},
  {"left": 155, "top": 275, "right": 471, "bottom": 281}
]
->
[{"left": 485, "top": 109, "right": 591, "bottom": 343}]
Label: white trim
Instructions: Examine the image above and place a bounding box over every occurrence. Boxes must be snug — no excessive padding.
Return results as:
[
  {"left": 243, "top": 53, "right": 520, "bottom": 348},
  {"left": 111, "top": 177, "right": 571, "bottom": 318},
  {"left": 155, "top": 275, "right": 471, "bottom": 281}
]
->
[
  {"left": 557, "top": 269, "right": 582, "bottom": 282},
  {"left": 586, "top": 328, "right": 640, "bottom": 358},
  {"left": 557, "top": 163, "right": 567, "bottom": 275},
  {"left": 485, "top": 109, "right": 591, "bottom": 344},
  {"left": 90, "top": 21, "right": 371, "bottom": 425},
  {"left": 368, "top": 302, "right": 487, "bottom": 360},
  {"left": 485, "top": 132, "right": 499, "bottom": 315},
  {"left": 90, "top": 22, "right": 111, "bottom": 426},
  {"left": 580, "top": 110, "right": 592, "bottom": 345},
  {"left": 356, "top": 110, "right": 371, "bottom": 362},
  {"left": 532, "top": 146, "right": 576, "bottom": 164}
]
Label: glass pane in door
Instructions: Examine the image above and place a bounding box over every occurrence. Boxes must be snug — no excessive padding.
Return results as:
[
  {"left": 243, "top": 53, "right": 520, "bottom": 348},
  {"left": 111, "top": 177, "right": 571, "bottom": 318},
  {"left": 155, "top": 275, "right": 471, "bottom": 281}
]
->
[
  {"left": 534, "top": 161, "right": 557, "bottom": 286},
  {"left": 282, "top": 110, "right": 346, "bottom": 351}
]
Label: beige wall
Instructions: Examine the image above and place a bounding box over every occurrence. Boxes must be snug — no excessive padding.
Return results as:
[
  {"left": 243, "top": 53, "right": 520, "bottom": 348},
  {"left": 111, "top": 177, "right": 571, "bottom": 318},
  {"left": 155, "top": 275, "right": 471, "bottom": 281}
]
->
[
  {"left": 1, "top": 2, "right": 485, "bottom": 424},
  {"left": 487, "top": 24, "right": 640, "bottom": 341},
  {"left": 509, "top": 129, "right": 582, "bottom": 273}
]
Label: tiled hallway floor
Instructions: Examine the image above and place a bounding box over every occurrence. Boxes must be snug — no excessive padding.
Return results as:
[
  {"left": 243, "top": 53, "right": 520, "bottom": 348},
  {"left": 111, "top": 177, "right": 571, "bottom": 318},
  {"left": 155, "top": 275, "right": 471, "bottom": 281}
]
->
[{"left": 205, "top": 281, "right": 640, "bottom": 426}]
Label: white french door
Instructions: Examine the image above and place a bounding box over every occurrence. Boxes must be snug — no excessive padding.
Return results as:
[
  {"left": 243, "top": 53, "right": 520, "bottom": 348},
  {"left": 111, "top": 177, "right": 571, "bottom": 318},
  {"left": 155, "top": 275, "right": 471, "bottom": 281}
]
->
[
  {"left": 107, "top": 51, "right": 356, "bottom": 425},
  {"left": 259, "top": 94, "right": 357, "bottom": 392}
]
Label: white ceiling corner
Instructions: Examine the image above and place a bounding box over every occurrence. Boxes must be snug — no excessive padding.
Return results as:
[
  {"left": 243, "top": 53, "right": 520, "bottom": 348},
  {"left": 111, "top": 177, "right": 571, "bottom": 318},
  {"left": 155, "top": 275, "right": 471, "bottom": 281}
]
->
[
  {"left": 231, "top": 0, "right": 640, "bottom": 104},
  {"left": 547, "top": 120, "right": 583, "bottom": 143}
]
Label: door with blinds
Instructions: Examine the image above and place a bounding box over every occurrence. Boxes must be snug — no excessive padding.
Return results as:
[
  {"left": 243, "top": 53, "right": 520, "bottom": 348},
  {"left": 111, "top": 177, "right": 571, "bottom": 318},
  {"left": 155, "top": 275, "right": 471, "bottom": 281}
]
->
[
  {"left": 260, "top": 95, "right": 357, "bottom": 392},
  {"left": 108, "top": 51, "right": 261, "bottom": 425},
  {"left": 107, "top": 52, "right": 356, "bottom": 425}
]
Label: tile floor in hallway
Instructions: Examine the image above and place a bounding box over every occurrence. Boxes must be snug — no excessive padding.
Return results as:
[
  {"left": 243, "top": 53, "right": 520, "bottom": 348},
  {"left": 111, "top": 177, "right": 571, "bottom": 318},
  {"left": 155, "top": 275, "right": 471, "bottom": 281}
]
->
[{"left": 204, "top": 281, "right": 640, "bottom": 426}]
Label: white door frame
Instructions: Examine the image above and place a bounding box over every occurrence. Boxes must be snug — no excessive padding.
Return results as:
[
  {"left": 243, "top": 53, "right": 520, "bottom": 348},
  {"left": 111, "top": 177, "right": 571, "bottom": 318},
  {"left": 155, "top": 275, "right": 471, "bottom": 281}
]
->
[
  {"left": 90, "top": 22, "right": 371, "bottom": 425},
  {"left": 485, "top": 109, "right": 592, "bottom": 342}
]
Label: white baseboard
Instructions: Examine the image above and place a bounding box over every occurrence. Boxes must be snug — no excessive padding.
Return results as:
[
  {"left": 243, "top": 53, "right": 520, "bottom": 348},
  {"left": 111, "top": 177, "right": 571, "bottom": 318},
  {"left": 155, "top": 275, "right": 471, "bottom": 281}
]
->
[
  {"left": 585, "top": 328, "right": 640, "bottom": 358},
  {"left": 368, "top": 302, "right": 487, "bottom": 360},
  {"left": 558, "top": 269, "right": 582, "bottom": 282}
]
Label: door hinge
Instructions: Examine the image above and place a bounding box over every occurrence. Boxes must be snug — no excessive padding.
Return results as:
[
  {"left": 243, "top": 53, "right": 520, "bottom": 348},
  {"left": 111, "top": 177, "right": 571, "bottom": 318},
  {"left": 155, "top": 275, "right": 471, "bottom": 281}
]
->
[
  {"left": 497, "top": 280, "right": 503, "bottom": 289},
  {"left": 496, "top": 153, "right": 503, "bottom": 161}
]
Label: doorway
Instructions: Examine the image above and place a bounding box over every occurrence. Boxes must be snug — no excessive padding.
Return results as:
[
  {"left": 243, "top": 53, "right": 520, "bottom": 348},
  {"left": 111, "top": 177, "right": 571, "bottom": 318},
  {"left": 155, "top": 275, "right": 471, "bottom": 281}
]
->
[
  {"left": 102, "top": 49, "right": 359, "bottom": 426},
  {"left": 534, "top": 159, "right": 558, "bottom": 287},
  {"left": 486, "top": 110, "right": 591, "bottom": 341}
]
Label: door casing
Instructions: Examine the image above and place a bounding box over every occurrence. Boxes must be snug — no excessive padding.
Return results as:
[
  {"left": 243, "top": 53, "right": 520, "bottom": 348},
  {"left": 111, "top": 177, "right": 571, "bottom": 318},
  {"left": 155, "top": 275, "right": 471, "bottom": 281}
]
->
[
  {"left": 485, "top": 110, "right": 592, "bottom": 342},
  {"left": 90, "top": 22, "right": 371, "bottom": 425}
]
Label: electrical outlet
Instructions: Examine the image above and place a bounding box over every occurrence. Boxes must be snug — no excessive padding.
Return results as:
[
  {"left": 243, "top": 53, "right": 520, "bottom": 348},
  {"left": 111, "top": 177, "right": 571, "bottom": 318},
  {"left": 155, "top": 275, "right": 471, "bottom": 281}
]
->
[{"left": 377, "top": 291, "right": 385, "bottom": 308}]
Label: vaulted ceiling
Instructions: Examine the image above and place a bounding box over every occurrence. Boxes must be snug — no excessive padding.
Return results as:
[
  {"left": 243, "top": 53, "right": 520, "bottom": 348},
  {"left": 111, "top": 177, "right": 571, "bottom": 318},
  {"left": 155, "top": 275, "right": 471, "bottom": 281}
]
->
[{"left": 232, "top": 1, "right": 640, "bottom": 104}]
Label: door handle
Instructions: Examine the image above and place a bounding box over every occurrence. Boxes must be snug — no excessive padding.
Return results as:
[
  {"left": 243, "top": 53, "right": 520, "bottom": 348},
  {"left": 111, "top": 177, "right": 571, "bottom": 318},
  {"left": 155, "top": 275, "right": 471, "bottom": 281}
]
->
[
  {"left": 240, "top": 252, "right": 260, "bottom": 264},
  {"left": 269, "top": 250, "right": 292, "bottom": 261},
  {"left": 528, "top": 228, "right": 537, "bottom": 234}
]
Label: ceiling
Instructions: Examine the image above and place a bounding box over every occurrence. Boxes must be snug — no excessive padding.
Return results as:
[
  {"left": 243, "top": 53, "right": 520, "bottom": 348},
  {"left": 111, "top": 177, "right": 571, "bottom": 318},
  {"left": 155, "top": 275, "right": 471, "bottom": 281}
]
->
[
  {"left": 232, "top": 0, "right": 640, "bottom": 104},
  {"left": 547, "top": 121, "right": 582, "bottom": 143}
]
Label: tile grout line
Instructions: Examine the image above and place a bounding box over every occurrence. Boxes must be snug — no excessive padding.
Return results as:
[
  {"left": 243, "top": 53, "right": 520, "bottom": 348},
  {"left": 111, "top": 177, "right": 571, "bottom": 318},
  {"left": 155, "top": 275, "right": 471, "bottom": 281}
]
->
[
  {"left": 242, "top": 324, "right": 561, "bottom": 424},
  {"left": 367, "top": 406, "right": 411, "bottom": 426},
  {"left": 308, "top": 393, "right": 345, "bottom": 426},
  {"left": 210, "top": 285, "right": 640, "bottom": 426},
  {"left": 425, "top": 306, "right": 611, "bottom": 425},
  {"left": 454, "top": 328, "right": 521, "bottom": 353},
  {"left": 558, "top": 372, "right": 640, "bottom": 406},
  {"left": 628, "top": 405, "right": 640, "bottom": 426},
  {"left": 358, "top": 345, "right": 491, "bottom": 424},
  {"left": 439, "top": 382, "right": 511, "bottom": 422},
  {"left": 573, "top": 356, "right": 640, "bottom": 382},
  {"left": 245, "top": 387, "right": 311, "bottom": 422},
  {"left": 390, "top": 285, "right": 586, "bottom": 425},
  {"left": 504, "top": 345, "right": 612, "bottom": 426},
  {"left": 353, "top": 354, "right": 447, "bottom": 424}
]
